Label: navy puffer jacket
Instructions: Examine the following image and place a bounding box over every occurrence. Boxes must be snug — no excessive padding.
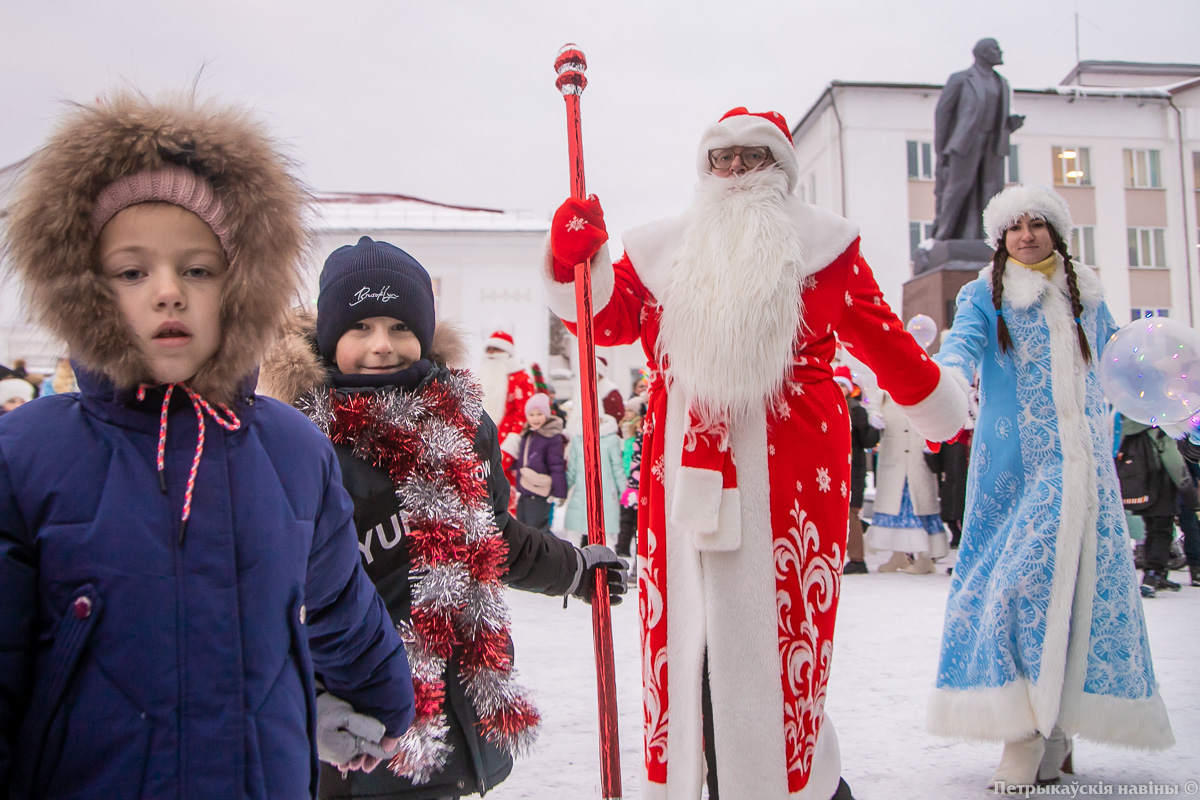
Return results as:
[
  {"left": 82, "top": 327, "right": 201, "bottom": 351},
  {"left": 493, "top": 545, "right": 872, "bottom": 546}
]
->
[{"left": 0, "top": 370, "right": 415, "bottom": 799}]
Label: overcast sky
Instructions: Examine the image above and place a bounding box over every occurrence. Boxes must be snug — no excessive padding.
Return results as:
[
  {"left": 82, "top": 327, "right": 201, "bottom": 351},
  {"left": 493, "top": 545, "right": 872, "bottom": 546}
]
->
[{"left": 3, "top": 0, "right": 1198, "bottom": 243}]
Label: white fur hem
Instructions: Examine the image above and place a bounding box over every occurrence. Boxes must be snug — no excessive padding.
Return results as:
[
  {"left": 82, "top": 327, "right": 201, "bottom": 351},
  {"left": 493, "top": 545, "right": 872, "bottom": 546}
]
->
[
  {"left": 930, "top": 683, "right": 1175, "bottom": 750},
  {"left": 897, "top": 366, "right": 969, "bottom": 442},
  {"left": 670, "top": 466, "right": 722, "bottom": 535},
  {"left": 540, "top": 236, "right": 614, "bottom": 323},
  {"left": 694, "top": 488, "right": 742, "bottom": 552},
  {"left": 928, "top": 682, "right": 1039, "bottom": 743},
  {"left": 1062, "top": 691, "right": 1175, "bottom": 750}
]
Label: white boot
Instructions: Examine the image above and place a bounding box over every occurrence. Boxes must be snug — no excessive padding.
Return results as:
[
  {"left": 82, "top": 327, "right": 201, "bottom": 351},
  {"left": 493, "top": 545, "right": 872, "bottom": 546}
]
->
[
  {"left": 1038, "top": 726, "right": 1074, "bottom": 784},
  {"left": 988, "top": 733, "right": 1045, "bottom": 789},
  {"left": 878, "top": 552, "right": 911, "bottom": 573},
  {"left": 902, "top": 553, "right": 935, "bottom": 574}
]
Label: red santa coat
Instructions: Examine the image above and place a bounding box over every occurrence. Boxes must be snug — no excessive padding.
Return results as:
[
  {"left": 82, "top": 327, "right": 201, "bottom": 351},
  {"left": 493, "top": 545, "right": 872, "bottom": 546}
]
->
[
  {"left": 544, "top": 202, "right": 966, "bottom": 800},
  {"left": 495, "top": 367, "right": 536, "bottom": 473}
]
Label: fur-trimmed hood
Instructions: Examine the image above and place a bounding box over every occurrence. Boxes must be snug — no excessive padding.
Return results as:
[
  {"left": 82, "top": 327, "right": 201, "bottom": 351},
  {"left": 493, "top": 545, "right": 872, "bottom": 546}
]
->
[
  {"left": 979, "top": 255, "right": 1104, "bottom": 311},
  {"left": 3, "top": 89, "right": 308, "bottom": 406},
  {"left": 256, "top": 309, "right": 471, "bottom": 406}
]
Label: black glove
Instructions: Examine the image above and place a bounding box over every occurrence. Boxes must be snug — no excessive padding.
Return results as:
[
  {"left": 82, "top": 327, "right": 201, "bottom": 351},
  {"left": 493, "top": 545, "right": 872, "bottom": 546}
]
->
[{"left": 568, "top": 544, "right": 629, "bottom": 605}]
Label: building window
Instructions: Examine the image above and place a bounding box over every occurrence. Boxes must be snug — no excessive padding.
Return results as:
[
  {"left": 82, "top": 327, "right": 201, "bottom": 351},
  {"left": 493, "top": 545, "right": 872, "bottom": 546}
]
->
[
  {"left": 1124, "top": 149, "right": 1162, "bottom": 188},
  {"left": 909, "top": 221, "right": 934, "bottom": 253},
  {"left": 907, "top": 140, "right": 933, "bottom": 180},
  {"left": 1052, "top": 146, "right": 1091, "bottom": 186},
  {"left": 1069, "top": 226, "right": 1096, "bottom": 266},
  {"left": 1131, "top": 307, "right": 1170, "bottom": 321},
  {"left": 1128, "top": 227, "right": 1167, "bottom": 268},
  {"left": 1005, "top": 144, "right": 1020, "bottom": 184}
]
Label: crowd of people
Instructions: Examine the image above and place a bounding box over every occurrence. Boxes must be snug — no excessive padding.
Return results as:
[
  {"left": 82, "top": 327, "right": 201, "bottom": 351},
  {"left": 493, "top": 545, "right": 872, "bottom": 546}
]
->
[{"left": 0, "top": 87, "right": 1188, "bottom": 800}]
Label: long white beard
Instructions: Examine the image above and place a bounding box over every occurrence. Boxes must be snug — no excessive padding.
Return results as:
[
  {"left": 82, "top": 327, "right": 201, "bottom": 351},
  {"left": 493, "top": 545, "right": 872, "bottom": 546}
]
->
[
  {"left": 656, "top": 168, "right": 807, "bottom": 425},
  {"left": 479, "top": 352, "right": 516, "bottom": 422}
]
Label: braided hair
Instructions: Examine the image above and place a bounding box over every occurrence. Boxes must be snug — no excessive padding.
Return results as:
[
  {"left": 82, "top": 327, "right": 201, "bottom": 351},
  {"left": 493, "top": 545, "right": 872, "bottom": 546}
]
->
[{"left": 991, "top": 218, "right": 1092, "bottom": 363}]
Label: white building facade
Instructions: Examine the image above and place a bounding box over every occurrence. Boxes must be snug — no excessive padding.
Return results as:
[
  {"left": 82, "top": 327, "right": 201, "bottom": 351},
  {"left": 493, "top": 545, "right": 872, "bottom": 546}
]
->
[{"left": 790, "top": 61, "right": 1200, "bottom": 327}]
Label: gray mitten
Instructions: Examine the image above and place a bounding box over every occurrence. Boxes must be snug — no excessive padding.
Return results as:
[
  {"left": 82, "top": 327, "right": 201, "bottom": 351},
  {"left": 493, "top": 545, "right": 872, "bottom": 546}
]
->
[
  {"left": 316, "top": 692, "right": 389, "bottom": 766},
  {"left": 568, "top": 544, "right": 629, "bottom": 605}
]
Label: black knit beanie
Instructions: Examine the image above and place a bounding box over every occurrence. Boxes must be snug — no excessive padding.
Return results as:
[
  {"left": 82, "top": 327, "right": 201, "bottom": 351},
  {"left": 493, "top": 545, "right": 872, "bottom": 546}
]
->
[{"left": 316, "top": 236, "right": 436, "bottom": 363}]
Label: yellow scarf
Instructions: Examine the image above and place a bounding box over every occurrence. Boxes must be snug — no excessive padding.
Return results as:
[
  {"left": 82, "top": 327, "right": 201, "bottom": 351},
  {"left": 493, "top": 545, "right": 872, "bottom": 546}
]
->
[{"left": 1009, "top": 253, "right": 1058, "bottom": 279}]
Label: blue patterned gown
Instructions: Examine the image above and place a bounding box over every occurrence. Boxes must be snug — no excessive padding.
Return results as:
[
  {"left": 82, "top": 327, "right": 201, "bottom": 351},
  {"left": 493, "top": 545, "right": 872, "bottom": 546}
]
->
[{"left": 928, "top": 259, "right": 1173, "bottom": 749}]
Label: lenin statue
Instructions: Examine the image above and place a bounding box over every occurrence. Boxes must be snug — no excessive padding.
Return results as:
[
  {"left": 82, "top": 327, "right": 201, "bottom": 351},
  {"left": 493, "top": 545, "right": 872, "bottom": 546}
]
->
[{"left": 932, "top": 38, "right": 1025, "bottom": 241}]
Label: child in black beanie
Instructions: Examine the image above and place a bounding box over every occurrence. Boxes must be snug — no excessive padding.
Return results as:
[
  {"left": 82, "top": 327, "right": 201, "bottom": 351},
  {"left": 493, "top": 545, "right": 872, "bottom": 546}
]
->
[{"left": 261, "top": 235, "right": 627, "bottom": 799}]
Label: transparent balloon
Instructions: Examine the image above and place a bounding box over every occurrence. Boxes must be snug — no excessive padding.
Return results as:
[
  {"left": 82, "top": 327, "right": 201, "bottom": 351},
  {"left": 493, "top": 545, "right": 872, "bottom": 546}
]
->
[
  {"left": 1099, "top": 317, "right": 1200, "bottom": 426},
  {"left": 906, "top": 314, "right": 938, "bottom": 350}
]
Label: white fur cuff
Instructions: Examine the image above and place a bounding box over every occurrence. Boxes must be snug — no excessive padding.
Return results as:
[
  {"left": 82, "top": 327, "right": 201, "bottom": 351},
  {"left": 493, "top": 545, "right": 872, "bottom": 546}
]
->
[
  {"left": 500, "top": 432, "right": 522, "bottom": 459},
  {"left": 541, "top": 235, "right": 615, "bottom": 323},
  {"left": 694, "top": 489, "right": 742, "bottom": 552},
  {"left": 670, "top": 466, "right": 723, "bottom": 535},
  {"left": 898, "top": 366, "right": 969, "bottom": 443}
]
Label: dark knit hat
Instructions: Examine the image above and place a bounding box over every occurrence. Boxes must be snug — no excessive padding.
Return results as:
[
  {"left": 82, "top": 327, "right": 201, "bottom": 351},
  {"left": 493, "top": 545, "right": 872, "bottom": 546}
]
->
[{"left": 316, "top": 236, "right": 435, "bottom": 363}]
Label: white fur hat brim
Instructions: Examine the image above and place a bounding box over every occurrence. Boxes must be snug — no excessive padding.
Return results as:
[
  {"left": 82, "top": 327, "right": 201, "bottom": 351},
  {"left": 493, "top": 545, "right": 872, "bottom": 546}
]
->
[
  {"left": 485, "top": 336, "right": 515, "bottom": 355},
  {"left": 982, "top": 184, "right": 1073, "bottom": 250},
  {"left": 697, "top": 112, "right": 798, "bottom": 193}
]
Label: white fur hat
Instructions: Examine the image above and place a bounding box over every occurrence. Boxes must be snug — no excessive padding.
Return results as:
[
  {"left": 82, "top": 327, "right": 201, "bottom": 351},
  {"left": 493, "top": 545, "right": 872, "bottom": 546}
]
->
[
  {"left": 982, "top": 184, "right": 1073, "bottom": 250},
  {"left": 696, "top": 107, "right": 798, "bottom": 193},
  {"left": 0, "top": 378, "right": 35, "bottom": 406}
]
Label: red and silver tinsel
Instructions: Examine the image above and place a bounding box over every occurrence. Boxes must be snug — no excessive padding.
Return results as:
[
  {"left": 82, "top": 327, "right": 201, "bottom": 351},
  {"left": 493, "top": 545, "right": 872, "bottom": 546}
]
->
[{"left": 301, "top": 369, "right": 540, "bottom": 782}]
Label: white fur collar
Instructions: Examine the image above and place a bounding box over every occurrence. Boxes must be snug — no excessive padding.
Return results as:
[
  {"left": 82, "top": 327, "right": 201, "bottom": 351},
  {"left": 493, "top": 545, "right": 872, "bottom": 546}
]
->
[
  {"left": 977, "top": 256, "right": 1103, "bottom": 311},
  {"left": 622, "top": 198, "right": 859, "bottom": 299}
]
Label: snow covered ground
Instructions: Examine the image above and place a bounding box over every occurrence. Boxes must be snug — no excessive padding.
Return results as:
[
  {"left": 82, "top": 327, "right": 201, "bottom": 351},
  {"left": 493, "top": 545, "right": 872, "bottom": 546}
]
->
[{"left": 487, "top": 548, "right": 1199, "bottom": 800}]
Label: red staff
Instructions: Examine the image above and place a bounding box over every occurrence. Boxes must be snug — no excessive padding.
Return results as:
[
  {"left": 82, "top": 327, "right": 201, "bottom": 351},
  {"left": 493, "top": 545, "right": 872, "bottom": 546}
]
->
[{"left": 554, "top": 43, "right": 622, "bottom": 800}]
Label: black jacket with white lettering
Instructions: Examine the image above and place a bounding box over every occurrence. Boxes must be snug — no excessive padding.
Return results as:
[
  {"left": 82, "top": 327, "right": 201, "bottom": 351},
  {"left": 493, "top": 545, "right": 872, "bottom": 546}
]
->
[{"left": 260, "top": 314, "right": 579, "bottom": 800}]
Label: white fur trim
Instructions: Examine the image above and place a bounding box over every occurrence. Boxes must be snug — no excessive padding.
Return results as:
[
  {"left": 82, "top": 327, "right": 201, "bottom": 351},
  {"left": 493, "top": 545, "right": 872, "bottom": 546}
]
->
[
  {"left": 499, "top": 432, "right": 521, "bottom": 459},
  {"left": 703, "top": 405, "right": 795, "bottom": 798},
  {"left": 669, "top": 466, "right": 722, "bottom": 535},
  {"left": 540, "top": 236, "right": 614, "bottom": 323},
  {"left": 697, "top": 112, "right": 799, "bottom": 193},
  {"left": 979, "top": 256, "right": 1103, "bottom": 311},
  {"left": 483, "top": 336, "right": 514, "bottom": 355},
  {"left": 895, "top": 367, "right": 969, "bottom": 442},
  {"left": 983, "top": 184, "right": 1073, "bottom": 249},
  {"left": 1064, "top": 691, "right": 1175, "bottom": 750},
  {"left": 694, "top": 488, "right": 742, "bottom": 552},
  {"left": 928, "top": 681, "right": 1039, "bottom": 743}
]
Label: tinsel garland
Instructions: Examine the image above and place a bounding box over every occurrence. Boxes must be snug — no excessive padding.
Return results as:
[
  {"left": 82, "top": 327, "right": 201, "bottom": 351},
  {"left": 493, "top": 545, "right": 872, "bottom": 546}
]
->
[{"left": 301, "top": 369, "right": 540, "bottom": 782}]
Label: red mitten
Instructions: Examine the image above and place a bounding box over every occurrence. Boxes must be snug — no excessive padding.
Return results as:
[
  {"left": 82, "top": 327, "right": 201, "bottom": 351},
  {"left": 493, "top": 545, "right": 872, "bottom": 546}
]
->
[{"left": 550, "top": 195, "right": 608, "bottom": 282}]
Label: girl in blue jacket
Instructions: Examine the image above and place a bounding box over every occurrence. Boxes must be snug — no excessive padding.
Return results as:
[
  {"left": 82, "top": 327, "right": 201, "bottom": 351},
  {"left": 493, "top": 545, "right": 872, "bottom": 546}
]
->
[{"left": 0, "top": 90, "right": 415, "bottom": 799}]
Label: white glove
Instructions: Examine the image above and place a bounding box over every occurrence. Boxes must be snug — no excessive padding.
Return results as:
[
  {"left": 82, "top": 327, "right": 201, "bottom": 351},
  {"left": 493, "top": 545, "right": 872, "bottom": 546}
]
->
[
  {"left": 316, "top": 692, "right": 389, "bottom": 766},
  {"left": 868, "top": 411, "right": 885, "bottom": 430}
]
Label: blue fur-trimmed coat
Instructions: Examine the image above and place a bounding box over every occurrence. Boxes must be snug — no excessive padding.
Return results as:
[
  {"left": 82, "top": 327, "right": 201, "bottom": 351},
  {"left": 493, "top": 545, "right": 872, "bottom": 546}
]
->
[{"left": 929, "top": 258, "right": 1174, "bottom": 750}]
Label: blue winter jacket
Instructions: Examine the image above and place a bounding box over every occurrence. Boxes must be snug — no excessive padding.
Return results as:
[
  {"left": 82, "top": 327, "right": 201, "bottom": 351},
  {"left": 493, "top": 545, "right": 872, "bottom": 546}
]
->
[{"left": 0, "top": 370, "right": 415, "bottom": 799}]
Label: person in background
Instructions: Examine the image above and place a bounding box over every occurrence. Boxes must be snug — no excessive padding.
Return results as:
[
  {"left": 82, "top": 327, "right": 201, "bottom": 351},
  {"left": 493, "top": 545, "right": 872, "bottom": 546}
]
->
[
  {"left": 1118, "top": 416, "right": 1187, "bottom": 597},
  {"left": 0, "top": 378, "right": 35, "bottom": 415},
  {"left": 616, "top": 395, "right": 645, "bottom": 559},
  {"left": 479, "top": 329, "right": 535, "bottom": 483},
  {"left": 864, "top": 390, "right": 948, "bottom": 574},
  {"left": 834, "top": 366, "right": 879, "bottom": 574},
  {"left": 512, "top": 392, "right": 568, "bottom": 535},
  {"left": 39, "top": 356, "right": 77, "bottom": 396},
  {"left": 924, "top": 379, "right": 977, "bottom": 549},
  {"left": 563, "top": 398, "right": 626, "bottom": 549}
]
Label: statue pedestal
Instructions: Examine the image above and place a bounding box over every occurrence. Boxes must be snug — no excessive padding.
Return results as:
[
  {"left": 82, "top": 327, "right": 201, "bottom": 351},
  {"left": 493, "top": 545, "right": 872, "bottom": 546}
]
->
[{"left": 903, "top": 239, "right": 993, "bottom": 353}]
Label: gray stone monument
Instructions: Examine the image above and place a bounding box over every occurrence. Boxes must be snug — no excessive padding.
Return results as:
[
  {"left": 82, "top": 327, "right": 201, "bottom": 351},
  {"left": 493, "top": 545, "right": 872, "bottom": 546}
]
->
[{"left": 912, "top": 38, "right": 1024, "bottom": 276}]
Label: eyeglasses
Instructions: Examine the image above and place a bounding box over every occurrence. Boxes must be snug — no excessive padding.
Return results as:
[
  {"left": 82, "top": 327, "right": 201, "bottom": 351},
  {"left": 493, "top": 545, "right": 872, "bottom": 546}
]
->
[{"left": 708, "top": 146, "right": 773, "bottom": 171}]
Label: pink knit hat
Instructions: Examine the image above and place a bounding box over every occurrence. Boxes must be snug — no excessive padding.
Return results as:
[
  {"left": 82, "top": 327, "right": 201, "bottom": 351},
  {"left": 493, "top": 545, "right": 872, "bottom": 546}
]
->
[
  {"left": 525, "top": 393, "right": 552, "bottom": 417},
  {"left": 89, "top": 165, "right": 233, "bottom": 260}
]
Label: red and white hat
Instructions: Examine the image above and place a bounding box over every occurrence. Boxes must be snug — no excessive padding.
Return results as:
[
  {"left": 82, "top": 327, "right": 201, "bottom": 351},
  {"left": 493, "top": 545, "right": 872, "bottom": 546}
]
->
[
  {"left": 697, "top": 107, "right": 799, "bottom": 193},
  {"left": 485, "top": 330, "right": 515, "bottom": 355},
  {"left": 832, "top": 365, "right": 855, "bottom": 392}
]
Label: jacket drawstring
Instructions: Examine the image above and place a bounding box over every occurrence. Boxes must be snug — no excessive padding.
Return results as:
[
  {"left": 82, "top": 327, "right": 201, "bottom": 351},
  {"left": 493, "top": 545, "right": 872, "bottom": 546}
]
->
[{"left": 137, "top": 384, "right": 242, "bottom": 545}]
